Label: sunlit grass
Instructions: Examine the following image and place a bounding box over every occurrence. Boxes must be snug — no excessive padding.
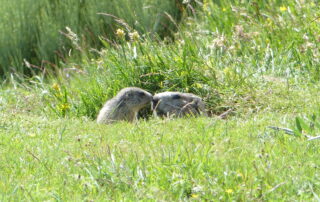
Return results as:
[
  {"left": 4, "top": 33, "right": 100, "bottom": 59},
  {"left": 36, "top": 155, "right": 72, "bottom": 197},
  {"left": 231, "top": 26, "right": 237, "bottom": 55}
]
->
[
  {"left": 1, "top": 102, "right": 320, "bottom": 200},
  {"left": 38, "top": 0, "right": 319, "bottom": 119},
  {"left": 1, "top": 0, "right": 320, "bottom": 200}
]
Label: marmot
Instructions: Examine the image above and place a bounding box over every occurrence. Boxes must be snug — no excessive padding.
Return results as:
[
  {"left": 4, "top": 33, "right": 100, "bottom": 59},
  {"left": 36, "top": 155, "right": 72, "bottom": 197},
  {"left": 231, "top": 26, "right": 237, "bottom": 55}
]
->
[
  {"left": 97, "top": 87, "right": 153, "bottom": 124},
  {"left": 152, "top": 92, "right": 207, "bottom": 117}
]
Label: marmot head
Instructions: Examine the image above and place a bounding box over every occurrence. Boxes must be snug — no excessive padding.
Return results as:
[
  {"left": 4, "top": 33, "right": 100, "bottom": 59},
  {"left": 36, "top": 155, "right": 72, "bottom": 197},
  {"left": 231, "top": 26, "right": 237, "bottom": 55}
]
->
[
  {"left": 152, "top": 92, "right": 206, "bottom": 117},
  {"left": 118, "top": 87, "right": 153, "bottom": 110}
]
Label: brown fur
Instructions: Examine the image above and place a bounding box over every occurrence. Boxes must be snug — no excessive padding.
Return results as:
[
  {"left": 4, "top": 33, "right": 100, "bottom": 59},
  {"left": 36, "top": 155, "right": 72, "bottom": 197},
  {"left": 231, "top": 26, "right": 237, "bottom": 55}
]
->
[
  {"left": 152, "top": 92, "right": 207, "bottom": 118},
  {"left": 97, "top": 87, "right": 152, "bottom": 124}
]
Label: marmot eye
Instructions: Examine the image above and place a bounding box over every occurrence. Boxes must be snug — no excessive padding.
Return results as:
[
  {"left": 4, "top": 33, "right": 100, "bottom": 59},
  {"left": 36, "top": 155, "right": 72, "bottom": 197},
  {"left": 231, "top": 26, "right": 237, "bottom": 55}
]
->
[
  {"left": 138, "top": 92, "right": 145, "bottom": 97},
  {"left": 172, "top": 94, "right": 181, "bottom": 99}
]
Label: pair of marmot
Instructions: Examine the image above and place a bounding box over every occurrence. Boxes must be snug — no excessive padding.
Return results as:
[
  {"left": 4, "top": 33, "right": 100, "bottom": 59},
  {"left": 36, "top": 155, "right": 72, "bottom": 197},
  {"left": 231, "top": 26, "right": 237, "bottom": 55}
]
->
[{"left": 96, "top": 87, "right": 206, "bottom": 124}]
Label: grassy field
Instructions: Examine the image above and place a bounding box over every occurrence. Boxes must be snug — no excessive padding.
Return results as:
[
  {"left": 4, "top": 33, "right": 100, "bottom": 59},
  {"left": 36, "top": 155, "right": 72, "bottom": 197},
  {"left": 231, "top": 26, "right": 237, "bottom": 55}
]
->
[
  {"left": 1, "top": 84, "right": 320, "bottom": 200},
  {"left": 1, "top": 0, "right": 320, "bottom": 200},
  {"left": 0, "top": 0, "right": 185, "bottom": 77}
]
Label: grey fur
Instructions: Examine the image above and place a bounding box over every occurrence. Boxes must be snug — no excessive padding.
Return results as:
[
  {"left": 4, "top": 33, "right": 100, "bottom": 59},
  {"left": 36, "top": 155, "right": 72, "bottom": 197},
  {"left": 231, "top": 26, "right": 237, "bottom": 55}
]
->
[
  {"left": 97, "top": 87, "right": 153, "bottom": 124},
  {"left": 152, "top": 92, "right": 207, "bottom": 117}
]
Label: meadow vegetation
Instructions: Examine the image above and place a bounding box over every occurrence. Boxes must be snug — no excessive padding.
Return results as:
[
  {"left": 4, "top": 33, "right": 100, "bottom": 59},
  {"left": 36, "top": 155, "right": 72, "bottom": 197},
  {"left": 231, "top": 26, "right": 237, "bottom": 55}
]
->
[
  {"left": 1, "top": 0, "right": 320, "bottom": 200},
  {"left": 0, "top": 0, "right": 184, "bottom": 77}
]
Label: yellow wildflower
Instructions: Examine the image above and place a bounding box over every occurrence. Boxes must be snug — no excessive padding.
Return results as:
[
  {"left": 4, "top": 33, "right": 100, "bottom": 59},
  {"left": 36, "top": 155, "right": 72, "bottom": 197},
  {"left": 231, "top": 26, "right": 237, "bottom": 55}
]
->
[
  {"left": 279, "top": 6, "right": 287, "bottom": 11},
  {"left": 52, "top": 83, "right": 60, "bottom": 91},
  {"left": 116, "top": 29, "right": 125, "bottom": 39},
  {"left": 225, "top": 189, "right": 233, "bottom": 194},
  {"left": 59, "top": 104, "right": 70, "bottom": 111},
  {"left": 191, "top": 194, "right": 199, "bottom": 198},
  {"left": 129, "top": 31, "right": 140, "bottom": 41}
]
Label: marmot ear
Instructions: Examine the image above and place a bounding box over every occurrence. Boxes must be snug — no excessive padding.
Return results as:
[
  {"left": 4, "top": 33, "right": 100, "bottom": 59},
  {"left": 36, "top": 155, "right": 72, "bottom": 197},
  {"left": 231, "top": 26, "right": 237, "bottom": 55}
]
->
[{"left": 172, "top": 94, "right": 181, "bottom": 99}]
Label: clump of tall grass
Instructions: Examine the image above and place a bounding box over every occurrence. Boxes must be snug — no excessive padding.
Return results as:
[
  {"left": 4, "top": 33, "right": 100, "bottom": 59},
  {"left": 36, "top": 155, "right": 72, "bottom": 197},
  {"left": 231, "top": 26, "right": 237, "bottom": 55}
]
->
[
  {"left": 43, "top": 28, "right": 253, "bottom": 119},
  {"left": 0, "top": 0, "right": 194, "bottom": 78},
  {"left": 42, "top": 0, "right": 319, "bottom": 119}
]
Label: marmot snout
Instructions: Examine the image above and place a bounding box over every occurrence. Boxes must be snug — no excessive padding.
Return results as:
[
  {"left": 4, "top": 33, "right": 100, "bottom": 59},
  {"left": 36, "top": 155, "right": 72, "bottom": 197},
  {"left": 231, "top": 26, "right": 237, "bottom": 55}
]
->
[
  {"left": 152, "top": 92, "right": 207, "bottom": 117},
  {"left": 97, "top": 87, "right": 152, "bottom": 124}
]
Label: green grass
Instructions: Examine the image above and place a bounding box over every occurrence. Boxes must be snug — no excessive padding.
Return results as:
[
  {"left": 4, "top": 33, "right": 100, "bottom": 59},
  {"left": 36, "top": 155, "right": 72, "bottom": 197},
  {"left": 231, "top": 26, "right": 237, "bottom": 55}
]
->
[
  {"left": 1, "top": 0, "right": 320, "bottom": 200},
  {"left": 1, "top": 88, "right": 320, "bottom": 200},
  {"left": 32, "top": 0, "right": 318, "bottom": 119},
  {"left": 0, "top": 0, "right": 187, "bottom": 77}
]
